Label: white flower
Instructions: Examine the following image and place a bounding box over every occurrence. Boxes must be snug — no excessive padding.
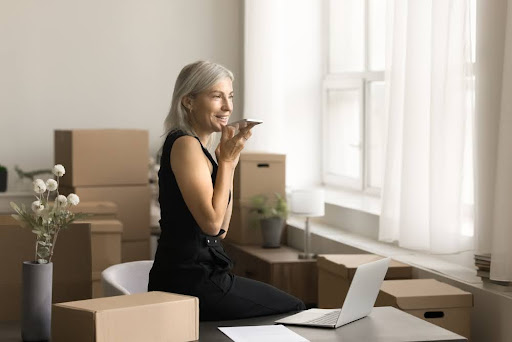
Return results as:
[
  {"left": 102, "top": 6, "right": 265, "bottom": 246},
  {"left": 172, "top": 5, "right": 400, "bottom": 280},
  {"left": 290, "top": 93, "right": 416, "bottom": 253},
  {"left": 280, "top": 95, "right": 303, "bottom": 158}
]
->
[
  {"left": 67, "top": 193, "right": 80, "bottom": 206},
  {"left": 46, "top": 179, "right": 58, "bottom": 191},
  {"left": 33, "top": 179, "right": 46, "bottom": 194},
  {"left": 56, "top": 195, "right": 68, "bottom": 206},
  {"left": 53, "top": 164, "right": 65, "bottom": 177},
  {"left": 31, "top": 200, "right": 44, "bottom": 213}
]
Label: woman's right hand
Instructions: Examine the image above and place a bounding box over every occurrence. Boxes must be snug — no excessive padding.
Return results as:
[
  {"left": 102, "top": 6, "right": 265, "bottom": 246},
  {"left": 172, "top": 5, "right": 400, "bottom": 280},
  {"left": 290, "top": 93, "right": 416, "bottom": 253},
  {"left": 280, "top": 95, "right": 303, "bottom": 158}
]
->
[{"left": 215, "top": 124, "right": 253, "bottom": 168}]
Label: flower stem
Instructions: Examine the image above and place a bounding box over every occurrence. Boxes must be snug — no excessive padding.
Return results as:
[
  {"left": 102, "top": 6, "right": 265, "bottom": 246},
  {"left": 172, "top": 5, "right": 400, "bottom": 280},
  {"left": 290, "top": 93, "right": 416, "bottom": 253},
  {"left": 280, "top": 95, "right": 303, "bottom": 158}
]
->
[
  {"left": 34, "top": 240, "right": 38, "bottom": 262},
  {"left": 49, "top": 226, "right": 60, "bottom": 263}
]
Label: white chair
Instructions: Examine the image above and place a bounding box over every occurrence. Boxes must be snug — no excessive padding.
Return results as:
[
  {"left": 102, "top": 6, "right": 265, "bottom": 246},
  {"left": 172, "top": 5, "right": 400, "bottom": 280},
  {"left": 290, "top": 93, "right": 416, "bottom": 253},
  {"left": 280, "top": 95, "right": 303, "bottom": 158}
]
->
[{"left": 101, "top": 260, "right": 154, "bottom": 296}]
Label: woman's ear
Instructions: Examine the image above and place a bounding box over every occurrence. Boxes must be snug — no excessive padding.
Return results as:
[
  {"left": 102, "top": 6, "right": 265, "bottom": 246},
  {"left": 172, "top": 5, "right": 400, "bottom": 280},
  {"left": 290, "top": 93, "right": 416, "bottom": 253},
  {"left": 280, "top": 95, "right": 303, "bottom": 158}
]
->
[{"left": 182, "top": 96, "right": 193, "bottom": 112}]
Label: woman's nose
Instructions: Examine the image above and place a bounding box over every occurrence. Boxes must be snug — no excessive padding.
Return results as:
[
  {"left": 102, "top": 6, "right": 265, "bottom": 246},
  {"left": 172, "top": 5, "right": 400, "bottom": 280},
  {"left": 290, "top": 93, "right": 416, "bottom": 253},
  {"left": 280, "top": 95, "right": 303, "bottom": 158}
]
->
[{"left": 222, "top": 98, "right": 233, "bottom": 112}]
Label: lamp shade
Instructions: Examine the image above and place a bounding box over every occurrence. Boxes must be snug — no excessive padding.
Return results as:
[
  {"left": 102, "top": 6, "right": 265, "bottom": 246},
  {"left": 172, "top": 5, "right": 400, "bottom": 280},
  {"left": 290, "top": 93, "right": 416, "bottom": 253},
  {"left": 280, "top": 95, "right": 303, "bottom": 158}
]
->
[{"left": 290, "top": 189, "right": 325, "bottom": 217}]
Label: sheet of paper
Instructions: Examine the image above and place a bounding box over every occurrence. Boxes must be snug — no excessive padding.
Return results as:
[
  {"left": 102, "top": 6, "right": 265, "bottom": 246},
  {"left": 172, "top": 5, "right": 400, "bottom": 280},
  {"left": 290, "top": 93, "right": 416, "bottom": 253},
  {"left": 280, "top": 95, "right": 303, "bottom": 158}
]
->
[{"left": 218, "top": 324, "right": 309, "bottom": 342}]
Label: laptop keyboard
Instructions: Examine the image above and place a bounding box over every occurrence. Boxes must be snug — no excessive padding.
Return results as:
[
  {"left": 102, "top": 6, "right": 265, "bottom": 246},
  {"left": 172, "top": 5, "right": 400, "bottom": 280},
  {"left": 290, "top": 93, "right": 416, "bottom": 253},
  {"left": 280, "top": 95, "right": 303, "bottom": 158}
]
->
[{"left": 304, "top": 310, "right": 340, "bottom": 325}]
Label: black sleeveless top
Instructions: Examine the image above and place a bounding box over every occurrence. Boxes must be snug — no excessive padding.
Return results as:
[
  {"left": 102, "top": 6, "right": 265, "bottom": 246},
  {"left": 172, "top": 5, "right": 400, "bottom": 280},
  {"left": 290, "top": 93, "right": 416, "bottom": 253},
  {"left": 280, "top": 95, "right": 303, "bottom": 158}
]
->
[{"left": 148, "top": 130, "right": 233, "bottom": 294}]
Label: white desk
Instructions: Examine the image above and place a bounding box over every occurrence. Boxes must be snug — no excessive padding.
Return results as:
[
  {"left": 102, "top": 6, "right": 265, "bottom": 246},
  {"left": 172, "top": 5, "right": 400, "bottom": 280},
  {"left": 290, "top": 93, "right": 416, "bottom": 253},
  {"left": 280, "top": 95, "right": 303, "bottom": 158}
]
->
[
  {"left": 0, "top": 307, "right": 467, "bottom": 341},
  {"left": 201, "top": 307, "right": 467, "bottom": 341}
]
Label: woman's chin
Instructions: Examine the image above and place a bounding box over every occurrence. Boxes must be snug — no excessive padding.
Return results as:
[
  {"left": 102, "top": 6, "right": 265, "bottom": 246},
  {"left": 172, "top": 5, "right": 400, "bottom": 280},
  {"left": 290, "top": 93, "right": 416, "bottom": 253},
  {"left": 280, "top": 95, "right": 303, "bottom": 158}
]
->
[
  {"left": 212, "top": 125, "right": 224, "bottom": 133},
  {"left": 216, "top": 122, "right": 228, "bottom": 130}
]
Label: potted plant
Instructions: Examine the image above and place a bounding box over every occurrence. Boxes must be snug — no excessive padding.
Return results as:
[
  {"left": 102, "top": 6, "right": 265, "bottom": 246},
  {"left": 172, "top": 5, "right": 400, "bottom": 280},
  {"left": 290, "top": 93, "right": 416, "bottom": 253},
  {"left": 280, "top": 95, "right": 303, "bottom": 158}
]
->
[
  {"left": 10, "top": 164, "right": 87, "bottom": 342},
  {"left": 250, "top": 193, "right": 288, "bottom": 248},
  {"left": 0, "top": 164, "right": 7, "bottom": 192}
]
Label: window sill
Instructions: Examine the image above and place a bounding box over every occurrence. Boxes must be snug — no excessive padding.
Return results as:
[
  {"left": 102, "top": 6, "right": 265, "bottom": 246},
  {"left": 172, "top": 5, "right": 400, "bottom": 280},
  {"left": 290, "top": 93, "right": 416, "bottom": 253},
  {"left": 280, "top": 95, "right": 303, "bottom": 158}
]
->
[
  {"left": 323, "top": 187, "right": 381, "bottom": 216},
  {"left": 286, "top": 217, "right": 512, "bottom": 300},
  {"left": 0, "top": 191, "right": 34, "bottom": 214}
]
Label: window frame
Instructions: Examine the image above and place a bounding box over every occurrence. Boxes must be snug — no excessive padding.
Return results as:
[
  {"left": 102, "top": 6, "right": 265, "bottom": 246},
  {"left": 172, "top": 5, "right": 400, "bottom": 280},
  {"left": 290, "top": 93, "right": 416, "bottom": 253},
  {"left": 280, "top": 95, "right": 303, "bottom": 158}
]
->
[{"left": 322, "top": 0, "right": 386, "bottom": 194}]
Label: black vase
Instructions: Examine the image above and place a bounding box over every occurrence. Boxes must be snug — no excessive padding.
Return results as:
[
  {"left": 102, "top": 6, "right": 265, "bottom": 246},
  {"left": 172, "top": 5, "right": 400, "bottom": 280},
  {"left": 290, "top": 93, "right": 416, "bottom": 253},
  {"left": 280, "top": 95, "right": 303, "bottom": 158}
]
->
[
  {"left": 260, "top": 217, "right": 284, "bottom": 248},
  {"left": 0, "top": 168, "right": 6, "bottom": 192},
  {"left": 21, "top": 261, "right": 53, "bottom": 342}
]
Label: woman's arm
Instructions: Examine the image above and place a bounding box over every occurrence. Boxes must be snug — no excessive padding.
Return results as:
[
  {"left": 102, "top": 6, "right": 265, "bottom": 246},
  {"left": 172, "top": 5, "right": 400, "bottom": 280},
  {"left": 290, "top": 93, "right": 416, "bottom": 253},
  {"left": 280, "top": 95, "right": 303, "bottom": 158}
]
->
[
  {"left": 171, "top": 136, "right": 233, "bottom": 236},
  {"left": 171, "top": 126, "right": 249, "bottom": 236},
  {"left": 218, "top": 182, "right": 234, "bottom": 239}
]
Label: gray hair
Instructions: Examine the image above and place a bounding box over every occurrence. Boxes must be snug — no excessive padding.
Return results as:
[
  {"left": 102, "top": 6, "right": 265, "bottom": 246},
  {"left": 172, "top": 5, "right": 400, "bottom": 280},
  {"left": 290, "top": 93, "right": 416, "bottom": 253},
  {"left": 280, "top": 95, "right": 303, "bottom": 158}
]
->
[{"left": 164, "top": 61, "right": 234, "bottom": 148}]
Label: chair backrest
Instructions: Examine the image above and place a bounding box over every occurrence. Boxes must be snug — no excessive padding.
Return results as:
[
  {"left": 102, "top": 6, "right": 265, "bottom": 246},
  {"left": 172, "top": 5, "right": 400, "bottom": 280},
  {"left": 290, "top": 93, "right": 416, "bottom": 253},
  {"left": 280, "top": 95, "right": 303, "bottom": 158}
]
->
[{"left": 101, "top": 260, "right": 154, "bottom": 296}]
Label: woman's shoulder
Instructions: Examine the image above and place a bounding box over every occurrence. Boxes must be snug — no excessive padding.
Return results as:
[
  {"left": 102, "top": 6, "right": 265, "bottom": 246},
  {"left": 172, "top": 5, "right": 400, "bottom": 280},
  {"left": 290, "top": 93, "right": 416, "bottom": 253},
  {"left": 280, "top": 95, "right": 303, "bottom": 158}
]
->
[
  {"left": 164, "top": 130, "right": 196, "bottom": 147},
  {"left": 165, "top": 130, "right": 201, "bottom": 155},
  {"left": 166, "top": 129, "right": 188, "bottom": 140}
]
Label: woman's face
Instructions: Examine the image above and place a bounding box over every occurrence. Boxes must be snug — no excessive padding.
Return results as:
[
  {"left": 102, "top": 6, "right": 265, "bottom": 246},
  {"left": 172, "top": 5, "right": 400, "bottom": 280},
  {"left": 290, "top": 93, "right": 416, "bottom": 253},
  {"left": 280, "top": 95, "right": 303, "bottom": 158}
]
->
[{"left": 188, "top": 77, "right": 233, "bottom": 134}]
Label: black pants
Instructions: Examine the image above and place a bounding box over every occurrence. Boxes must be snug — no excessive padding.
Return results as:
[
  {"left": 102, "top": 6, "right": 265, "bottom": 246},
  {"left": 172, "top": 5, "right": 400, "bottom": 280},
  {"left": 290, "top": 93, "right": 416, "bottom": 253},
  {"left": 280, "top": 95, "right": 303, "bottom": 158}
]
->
[{"left": 198, "top": 275, "right": 306, "bottom": 321}]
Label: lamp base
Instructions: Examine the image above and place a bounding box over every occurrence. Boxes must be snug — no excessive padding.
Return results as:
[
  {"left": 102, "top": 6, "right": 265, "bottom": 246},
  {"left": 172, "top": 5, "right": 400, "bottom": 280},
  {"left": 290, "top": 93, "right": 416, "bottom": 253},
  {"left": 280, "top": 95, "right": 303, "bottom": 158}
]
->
[{"left": 298, "top": 252, "right": 317, "bottom": 260}]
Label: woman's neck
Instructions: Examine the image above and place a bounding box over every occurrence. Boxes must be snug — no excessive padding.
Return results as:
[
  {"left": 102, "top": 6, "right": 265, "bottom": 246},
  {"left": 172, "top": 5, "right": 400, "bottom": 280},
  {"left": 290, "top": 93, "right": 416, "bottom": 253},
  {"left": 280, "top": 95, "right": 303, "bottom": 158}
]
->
[{"left": 189, "top": 123, "right": 210, "bottom": 146}]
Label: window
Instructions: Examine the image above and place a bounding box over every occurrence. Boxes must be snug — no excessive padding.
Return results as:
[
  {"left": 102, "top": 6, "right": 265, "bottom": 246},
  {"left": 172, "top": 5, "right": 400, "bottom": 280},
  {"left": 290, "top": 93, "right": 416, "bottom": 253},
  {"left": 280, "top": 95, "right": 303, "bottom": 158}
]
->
[
  {"left": 323, "top": 0, "right": 476, "bottom": 208},
  {"left": 322, "top": 0, "right": 387, "bottom": 194}
]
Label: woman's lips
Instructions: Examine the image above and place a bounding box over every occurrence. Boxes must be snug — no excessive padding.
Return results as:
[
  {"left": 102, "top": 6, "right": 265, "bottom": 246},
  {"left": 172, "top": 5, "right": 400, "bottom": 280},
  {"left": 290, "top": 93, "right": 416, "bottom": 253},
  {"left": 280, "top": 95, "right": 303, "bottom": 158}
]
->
[{"left": 216, "top": 116, "right": 229, "bottom": 125}]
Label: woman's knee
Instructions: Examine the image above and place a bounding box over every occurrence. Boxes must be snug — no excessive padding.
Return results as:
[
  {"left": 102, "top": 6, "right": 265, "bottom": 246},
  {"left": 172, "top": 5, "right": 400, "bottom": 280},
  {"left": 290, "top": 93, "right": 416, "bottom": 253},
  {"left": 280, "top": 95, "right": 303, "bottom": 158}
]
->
[{"left": 295, "top": 299, "right": 306, "bottom": 311}]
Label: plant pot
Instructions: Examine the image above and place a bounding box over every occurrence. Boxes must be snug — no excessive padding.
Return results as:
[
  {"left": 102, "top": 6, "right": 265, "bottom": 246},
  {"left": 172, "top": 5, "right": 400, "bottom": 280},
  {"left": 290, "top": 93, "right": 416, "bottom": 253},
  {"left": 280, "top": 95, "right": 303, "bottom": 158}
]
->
[
  {"left": 0, "top": 168, "right": 6, "bottom": 192},
  {"left": 21, "top": 261, "right": 53, "bottom": 342},
  {"left": 260, "top": 217, "right": 284, "bottom": 248}
]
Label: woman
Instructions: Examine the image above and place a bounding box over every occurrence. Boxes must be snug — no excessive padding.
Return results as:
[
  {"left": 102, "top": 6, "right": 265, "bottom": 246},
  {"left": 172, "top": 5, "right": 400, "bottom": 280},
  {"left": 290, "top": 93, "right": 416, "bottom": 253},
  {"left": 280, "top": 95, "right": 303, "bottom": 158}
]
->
[{"left": 148, "top": 61, "right": 305, "bottom": 321}]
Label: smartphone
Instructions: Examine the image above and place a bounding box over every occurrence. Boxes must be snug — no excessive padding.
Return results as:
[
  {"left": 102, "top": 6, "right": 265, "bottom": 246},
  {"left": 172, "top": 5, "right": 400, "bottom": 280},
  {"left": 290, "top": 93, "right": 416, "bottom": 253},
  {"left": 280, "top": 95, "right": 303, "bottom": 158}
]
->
[{"left": 227, "top": 118, "right": 263, "bottom": 129}]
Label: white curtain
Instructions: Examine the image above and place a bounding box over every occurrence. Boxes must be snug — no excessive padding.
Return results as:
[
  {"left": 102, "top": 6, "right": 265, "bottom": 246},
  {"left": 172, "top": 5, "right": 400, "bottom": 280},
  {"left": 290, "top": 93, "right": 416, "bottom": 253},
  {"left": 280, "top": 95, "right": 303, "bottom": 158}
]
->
[
  {"left": 379, "top": 0, "right": 474, "bottom": 253},
  {"left": 475, "top": 0, "right": 512, "bottom": 282},
  {"left": 243, "top": 0, "right": 286, "bottom": 153},
  {"left": 242, "top": 0, "right": 323, "bottom": 188}
]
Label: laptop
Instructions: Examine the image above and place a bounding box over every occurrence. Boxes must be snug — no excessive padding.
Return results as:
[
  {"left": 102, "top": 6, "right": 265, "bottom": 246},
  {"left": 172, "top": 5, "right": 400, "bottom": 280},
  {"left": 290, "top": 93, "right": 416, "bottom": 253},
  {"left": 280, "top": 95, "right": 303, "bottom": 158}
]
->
[{"left": 275, "top": 257, "right": 391, "bottom": 329}]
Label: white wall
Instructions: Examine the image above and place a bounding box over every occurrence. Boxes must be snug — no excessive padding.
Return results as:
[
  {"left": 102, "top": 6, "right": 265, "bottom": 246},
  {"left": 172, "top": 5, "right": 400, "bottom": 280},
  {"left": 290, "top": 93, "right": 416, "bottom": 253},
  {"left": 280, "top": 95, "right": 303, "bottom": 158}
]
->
[{"left": 0, "top": 0, "right": 243, "bottom": 191}]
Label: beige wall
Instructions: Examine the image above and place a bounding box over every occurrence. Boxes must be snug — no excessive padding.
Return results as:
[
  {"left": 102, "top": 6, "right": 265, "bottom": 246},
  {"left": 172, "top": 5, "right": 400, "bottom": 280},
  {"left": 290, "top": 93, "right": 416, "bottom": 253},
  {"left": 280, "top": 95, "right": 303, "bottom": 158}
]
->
[{"left": 0, "top": 0, "right": 243, "bottom": 191}]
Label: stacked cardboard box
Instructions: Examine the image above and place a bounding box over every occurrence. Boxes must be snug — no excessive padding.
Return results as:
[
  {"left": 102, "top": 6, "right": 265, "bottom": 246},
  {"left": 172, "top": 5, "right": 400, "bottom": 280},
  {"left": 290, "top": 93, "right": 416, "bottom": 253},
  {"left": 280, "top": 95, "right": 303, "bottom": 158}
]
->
[
  {"left": 55, "top": 129, "right": 151, "bottom": 263},
  {"left": 316, "top": 254, "right": 412, "bottom": 309},
  {"left": 227, "top": 152, "right": 286, "bottom": 245},
  {"left": 72, "top": 201, "right": 122, "bottom": 297},
  {"left": 0, "top": 216, "right": 92, "bottom": 320},
  {"left": 375, "top": 279, "right": 473, "bottom": 339}
]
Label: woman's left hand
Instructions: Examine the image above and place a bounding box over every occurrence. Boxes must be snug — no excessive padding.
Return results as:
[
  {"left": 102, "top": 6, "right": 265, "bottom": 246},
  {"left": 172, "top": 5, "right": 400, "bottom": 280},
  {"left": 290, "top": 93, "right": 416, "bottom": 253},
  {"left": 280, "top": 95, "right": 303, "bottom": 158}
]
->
[{"left": 215, "top": 124, "right": 255, "bottom": 168}]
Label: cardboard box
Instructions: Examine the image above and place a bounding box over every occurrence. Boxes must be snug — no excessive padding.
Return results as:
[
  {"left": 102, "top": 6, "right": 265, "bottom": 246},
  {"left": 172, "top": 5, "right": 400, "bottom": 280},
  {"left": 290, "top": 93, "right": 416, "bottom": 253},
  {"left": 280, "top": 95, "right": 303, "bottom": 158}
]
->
[
  {"left": 234, "top": 152, "right": 286, "bottom": 200},
  {"left": 122, "top": 239, "right": 150, "bottom": 262},
  {"left": 86, "top": 219, "right": 122, "bottom": 272},
  {"left": 92, "top": 271, "right": 102, "bottom": 298},
  {"left": 0, "top": 217, "right": 92, "bottom": 320},
  {"left": 55, "top": 129, "right": 149, "bottom": 187},
  {"left": 61, "top": 185, "right": 150, "bottom": 241},
  {"left": 71, "top": 201, "right": 118, "bottom": 220},
  {"left": 52, "top": 292, "right": 199, "bottom": 342},
  {"left": 375, "top": 279, "right": 473, "bottom": 339},
  {"left": 317, "top": 254, "right": 412, "bottom": 309},
  {"left": 226, "top": 200, "right": 262, "bottom": 245}
]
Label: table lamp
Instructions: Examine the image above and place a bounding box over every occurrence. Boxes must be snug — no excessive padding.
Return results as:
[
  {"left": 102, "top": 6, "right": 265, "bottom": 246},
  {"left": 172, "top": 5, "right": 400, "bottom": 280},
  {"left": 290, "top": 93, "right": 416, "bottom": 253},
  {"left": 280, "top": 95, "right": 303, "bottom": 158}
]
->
[{"left": 291, "top": 189, "right": 325, "bottom": 259}]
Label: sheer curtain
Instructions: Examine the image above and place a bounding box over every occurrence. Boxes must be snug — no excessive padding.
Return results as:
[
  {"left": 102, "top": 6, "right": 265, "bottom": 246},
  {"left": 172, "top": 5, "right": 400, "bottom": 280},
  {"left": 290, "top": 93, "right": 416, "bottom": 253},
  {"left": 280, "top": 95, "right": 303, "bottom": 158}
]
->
[
  {"left": 243, "top": 0, "right": 286, "bottom": 153},
  {"left": 475, "top": 0, "right": 512, "bottom": 282},
  {"left": 379, "top": 0, "right": 474, "bottom": 253}
]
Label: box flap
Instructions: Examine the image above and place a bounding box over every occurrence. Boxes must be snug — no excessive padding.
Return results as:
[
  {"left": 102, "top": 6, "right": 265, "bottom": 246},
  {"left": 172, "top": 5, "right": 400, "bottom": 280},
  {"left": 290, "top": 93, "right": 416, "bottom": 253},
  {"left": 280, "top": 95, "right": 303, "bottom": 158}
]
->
[
  {"left": 54, "top": 292, "right": 195, "bottom": 312},
  {"left": 381, "top": 279, "right": 473, "bottom": 309},
  {"left": 80, "top": 219, "right": 123, "bottom": 234},
  {"left": 240, "top": 152, "right": 285, "bottom": 162},
  {"left": 71, "top": 201, "right": 118, "bottom": 215},
  {"left": 317, "top": 254, "right": 412, "bottom": 280}
]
